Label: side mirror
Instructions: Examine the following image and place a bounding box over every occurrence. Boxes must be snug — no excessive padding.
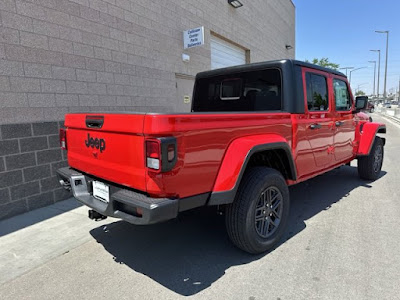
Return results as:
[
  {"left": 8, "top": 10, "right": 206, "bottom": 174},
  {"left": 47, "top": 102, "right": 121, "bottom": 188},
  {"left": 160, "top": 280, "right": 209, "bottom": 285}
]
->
[{"left": 354, "top": 96, "right": 368, "bottom": 112}]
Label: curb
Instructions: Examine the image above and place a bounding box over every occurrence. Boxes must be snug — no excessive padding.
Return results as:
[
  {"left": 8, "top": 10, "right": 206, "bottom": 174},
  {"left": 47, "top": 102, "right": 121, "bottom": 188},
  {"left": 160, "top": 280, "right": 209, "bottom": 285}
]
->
[{"left": 377, "top": 112, "right": 400, "bottom": 125}]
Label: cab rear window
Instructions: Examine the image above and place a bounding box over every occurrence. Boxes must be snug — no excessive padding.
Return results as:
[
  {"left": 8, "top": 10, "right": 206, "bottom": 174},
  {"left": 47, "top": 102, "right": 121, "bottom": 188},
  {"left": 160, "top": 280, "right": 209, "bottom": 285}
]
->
[{"left": 192, "top": 69, "right": 282, "bottom": 112}]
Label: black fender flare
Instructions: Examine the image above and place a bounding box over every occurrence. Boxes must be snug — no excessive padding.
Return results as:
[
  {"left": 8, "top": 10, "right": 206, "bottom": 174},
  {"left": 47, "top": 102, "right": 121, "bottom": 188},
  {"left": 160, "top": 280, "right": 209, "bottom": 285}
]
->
[{"left": 208, "top": 142, "right": 296, "bottom": 206}]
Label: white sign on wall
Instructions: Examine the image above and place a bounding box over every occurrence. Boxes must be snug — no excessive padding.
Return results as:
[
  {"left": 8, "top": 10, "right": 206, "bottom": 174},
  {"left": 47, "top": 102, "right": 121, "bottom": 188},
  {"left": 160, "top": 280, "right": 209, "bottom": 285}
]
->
[{"left": 183, "top": 26, "right": 204, "bottom": 49}]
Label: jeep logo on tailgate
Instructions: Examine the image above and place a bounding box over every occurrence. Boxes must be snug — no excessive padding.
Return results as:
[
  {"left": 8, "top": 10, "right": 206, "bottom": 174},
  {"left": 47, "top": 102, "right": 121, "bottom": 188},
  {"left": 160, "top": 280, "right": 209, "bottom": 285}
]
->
[{"left": 85, "top": 134, "right": 106, "bottom": 153}]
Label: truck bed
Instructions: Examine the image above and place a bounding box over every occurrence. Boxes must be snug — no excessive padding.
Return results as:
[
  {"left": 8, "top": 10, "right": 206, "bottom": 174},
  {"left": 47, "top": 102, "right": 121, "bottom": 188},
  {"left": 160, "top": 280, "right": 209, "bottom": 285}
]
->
[{"left": 65, "top": 112, "right": 293, "bottom": 198}]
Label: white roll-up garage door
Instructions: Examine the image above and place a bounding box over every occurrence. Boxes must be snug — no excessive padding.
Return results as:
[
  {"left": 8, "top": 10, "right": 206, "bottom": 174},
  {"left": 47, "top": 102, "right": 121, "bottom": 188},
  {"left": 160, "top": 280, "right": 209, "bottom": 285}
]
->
[{"left": 210, "top": 36, "right": 246, "bottom": 70}]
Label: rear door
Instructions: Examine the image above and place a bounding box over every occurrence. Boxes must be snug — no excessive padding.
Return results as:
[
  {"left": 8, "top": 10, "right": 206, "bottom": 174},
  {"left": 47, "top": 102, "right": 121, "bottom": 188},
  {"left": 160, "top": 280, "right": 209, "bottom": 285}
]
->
[
  {"left": 303, "top": 68, "right": 335, "bottom": 169},
  {"left": 332, "top": 77, "right": 356, "bottom": 162},
  {"left": 65, "top": 113, "right": 147, "bottom": 192}
]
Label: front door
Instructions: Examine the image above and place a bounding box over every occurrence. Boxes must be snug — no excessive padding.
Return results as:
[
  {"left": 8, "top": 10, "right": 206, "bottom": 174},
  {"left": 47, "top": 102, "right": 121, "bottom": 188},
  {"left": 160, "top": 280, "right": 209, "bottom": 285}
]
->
[{"left": 332, "top": 77, "right": 356, "bottom": 162}]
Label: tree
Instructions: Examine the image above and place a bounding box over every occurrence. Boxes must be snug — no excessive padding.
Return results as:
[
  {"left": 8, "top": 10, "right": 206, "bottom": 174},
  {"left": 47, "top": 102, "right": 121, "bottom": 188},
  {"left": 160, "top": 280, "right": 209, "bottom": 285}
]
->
[
  {"left": 355, "top": 90, "right": 366, "bottom": 96},
  {"left": 305, "top": 58, "right": 340, "bottom": 70}
]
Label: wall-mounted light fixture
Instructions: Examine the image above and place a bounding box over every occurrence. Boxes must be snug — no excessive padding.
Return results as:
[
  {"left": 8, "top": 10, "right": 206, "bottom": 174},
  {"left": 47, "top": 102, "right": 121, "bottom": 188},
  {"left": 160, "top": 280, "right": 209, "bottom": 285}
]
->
[
  {"left": 182, "top": 53, "right": 190, "bottom": 62},
  {"left": 228, "top": 0, "right": 243, "bottom": 8},
  {"left": 285, "top": 45, "right": 293, "bottom": 50}
]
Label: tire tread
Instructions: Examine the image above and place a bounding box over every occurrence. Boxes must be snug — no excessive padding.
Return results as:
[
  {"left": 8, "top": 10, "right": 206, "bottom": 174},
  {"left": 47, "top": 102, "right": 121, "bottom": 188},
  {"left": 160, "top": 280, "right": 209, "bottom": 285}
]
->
[
  {"left": 225, "top": 167, "right": 289, "bottom": 254},
  {"left": 358, "top": 137, "right": 383, "bottom": 180}
]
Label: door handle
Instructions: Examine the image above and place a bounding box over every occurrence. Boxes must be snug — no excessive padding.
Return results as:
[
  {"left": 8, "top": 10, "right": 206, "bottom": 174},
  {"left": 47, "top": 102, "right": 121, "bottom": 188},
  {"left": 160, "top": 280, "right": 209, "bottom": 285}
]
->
[
  {"left": 310, "top": 123, "right": 322, "bottom": 130},
  {"left": 335, "top": 121, "right": 344, "bottom": 127}
]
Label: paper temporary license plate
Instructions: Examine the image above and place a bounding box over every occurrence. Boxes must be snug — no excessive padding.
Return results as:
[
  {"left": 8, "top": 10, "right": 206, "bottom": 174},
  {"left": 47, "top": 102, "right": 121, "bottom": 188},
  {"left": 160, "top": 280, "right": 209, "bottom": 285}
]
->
[{"left": 93, "top": 181, "right": 110, "bottom": 203}]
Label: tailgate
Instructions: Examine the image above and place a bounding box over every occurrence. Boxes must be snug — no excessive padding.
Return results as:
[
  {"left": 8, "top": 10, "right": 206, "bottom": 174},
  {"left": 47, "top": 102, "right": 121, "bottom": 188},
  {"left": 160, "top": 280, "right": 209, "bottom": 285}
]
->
[{"left": 65, "top": 113, "right": 147, "bottom": 192}]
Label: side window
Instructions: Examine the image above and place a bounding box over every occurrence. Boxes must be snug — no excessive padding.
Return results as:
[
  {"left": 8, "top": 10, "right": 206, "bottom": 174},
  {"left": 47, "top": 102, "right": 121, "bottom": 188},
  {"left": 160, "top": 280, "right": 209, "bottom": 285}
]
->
[
  {"left": 306, "top": 73, "right": 329, "bottom": 111},
  {"left": 333, "top": 79, "right": 352, "bottom": 111}
]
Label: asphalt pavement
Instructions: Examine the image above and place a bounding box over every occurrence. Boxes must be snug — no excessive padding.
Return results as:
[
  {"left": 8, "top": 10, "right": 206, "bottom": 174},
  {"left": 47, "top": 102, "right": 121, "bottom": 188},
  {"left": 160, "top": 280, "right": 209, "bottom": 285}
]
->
[{"left": 1, "top": 114, "right": 399, "bottom": 300}]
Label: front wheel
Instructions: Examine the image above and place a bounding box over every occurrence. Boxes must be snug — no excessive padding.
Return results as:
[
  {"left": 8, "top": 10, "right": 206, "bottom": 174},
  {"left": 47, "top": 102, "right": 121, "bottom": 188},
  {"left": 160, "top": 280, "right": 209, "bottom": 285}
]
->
[
  {"left": 358, "top": 137, "right": 384, "bottom": 180},
  {"left": 370, "top": 108, "right": 374, "bottom": 113},
  {"left": 225, "top": 167, "right": 290, "bottom": 254}
]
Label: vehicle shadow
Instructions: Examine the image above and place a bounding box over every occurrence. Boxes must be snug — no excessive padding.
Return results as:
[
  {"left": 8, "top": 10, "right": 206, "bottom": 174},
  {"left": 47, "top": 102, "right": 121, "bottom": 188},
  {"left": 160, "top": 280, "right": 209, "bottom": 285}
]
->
[{"left": 90, "top": 166, "right": 386, "bottom": 296}]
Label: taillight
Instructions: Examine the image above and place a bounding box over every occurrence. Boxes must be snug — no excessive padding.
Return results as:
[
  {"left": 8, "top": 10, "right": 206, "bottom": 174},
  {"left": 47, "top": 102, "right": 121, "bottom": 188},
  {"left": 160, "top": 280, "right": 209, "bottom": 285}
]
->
[
  {"left": 146, "top": 140, "right": 161, "bottom": 170},
  {"left": 146, "top": 137, "right": 177, "bottom": 172},
  {"left": 60, "top": 128, "right": 67, "bottom": 150}
]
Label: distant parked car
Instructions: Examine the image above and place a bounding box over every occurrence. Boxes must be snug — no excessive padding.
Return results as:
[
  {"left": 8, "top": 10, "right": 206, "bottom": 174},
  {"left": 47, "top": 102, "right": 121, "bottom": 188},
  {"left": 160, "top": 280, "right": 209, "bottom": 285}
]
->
[
  {"left": 384, "top": 102, "right": 392, "bottom": 108},
  {"left": 366, "top": 101, "right": 375, "bottom": 113}
]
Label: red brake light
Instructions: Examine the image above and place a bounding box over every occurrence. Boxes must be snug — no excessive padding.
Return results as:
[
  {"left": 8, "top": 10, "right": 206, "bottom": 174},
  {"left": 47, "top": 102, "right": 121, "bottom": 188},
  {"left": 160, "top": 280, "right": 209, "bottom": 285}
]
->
[
  {"left": 59, "top": 128, "right": 67, "bottom": 150},
  {"left": 146, "top": 140, "right": 160, "bottom": 170},
  {"left": 146, "top": 141, "right": 160, "bottom": 159}
]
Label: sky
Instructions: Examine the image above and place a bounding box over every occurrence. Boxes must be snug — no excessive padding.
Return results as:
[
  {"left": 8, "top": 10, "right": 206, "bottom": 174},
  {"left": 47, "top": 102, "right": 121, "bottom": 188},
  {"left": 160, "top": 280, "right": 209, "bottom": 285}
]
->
[{"left": 293, "top": 0, "right": 400, "bottom": 96}]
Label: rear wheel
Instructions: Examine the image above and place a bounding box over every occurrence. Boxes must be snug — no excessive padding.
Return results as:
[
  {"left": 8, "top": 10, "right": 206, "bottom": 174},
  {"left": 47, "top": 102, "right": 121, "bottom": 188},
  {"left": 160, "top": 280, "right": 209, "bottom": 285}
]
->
[
  {"left": 225, "top": 167, "right": 290, "bottom": 254},
  {"left": 358, "top": 137, "right": 384, "bottom": 180}
]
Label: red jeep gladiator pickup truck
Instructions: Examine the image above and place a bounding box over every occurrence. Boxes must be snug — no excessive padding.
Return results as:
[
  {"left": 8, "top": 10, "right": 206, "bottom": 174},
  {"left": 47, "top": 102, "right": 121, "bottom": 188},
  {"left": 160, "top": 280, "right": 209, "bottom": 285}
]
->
[{"left": 57, "top": 60, "right": 386, "bottom": 254}]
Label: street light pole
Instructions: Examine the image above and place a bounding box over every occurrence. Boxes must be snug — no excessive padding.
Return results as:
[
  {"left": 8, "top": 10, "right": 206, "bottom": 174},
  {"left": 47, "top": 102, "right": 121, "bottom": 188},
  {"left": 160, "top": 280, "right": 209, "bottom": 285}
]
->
[
  {"left": 370, "top": 50, "right": 381, "bottom": 97},
  {"left": 376, "top": 30, "right": 389, "bottom": 99},
  {"left": 398, "top": 75, "right": 400, "bottom": 101},
  {"left": 349, "top": 67, "right": 367, "bottom": 87},
  {"left": 368, "top": 61, "right": 376, "bottom": 96},
  {"left": 339, "top": 67, "right": 354, "bottom": 77},
  {"left": 357, "top": 83, "right": 367, "bottom": 89},
  {"left": 355, "top": 83, "right": 367, "bottom": 95}
]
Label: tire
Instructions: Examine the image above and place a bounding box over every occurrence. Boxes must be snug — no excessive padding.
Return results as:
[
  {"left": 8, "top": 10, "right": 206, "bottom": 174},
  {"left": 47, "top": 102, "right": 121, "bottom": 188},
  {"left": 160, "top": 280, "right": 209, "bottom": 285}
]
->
[
  {"left": 225, "top": 167, "right": 290, "bottom": 254},
  {"left": 358, "top": 137, "right": 384, "bottom": 180},
  {"left": 370, "top": 108, "right": 374, "bottom": 113}
]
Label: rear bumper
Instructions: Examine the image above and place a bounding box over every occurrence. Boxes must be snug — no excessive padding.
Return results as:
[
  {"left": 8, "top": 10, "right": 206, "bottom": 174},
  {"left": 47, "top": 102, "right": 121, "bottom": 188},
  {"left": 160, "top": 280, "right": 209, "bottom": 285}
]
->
[{"left": 57, "top": 167, "right": 182, "bottom": 225}]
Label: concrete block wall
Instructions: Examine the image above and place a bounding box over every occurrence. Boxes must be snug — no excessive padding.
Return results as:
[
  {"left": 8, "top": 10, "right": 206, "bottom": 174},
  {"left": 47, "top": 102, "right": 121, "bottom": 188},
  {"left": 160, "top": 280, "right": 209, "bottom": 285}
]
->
[
  {"left": 0, "top": 0, "right": 295, "bottom": 124},
  {"left": 0, "top": 122, "right": 70, "bottom": 219},
  {"left": 0, "top": 0, "right": 295, "bottom": 219}
]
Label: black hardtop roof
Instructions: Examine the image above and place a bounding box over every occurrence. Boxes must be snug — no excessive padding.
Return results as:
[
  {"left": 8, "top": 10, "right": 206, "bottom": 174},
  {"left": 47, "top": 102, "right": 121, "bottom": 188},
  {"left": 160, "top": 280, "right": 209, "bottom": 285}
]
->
[{"left": 196, "top": 59, "right": 346, "bottom": 79}]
